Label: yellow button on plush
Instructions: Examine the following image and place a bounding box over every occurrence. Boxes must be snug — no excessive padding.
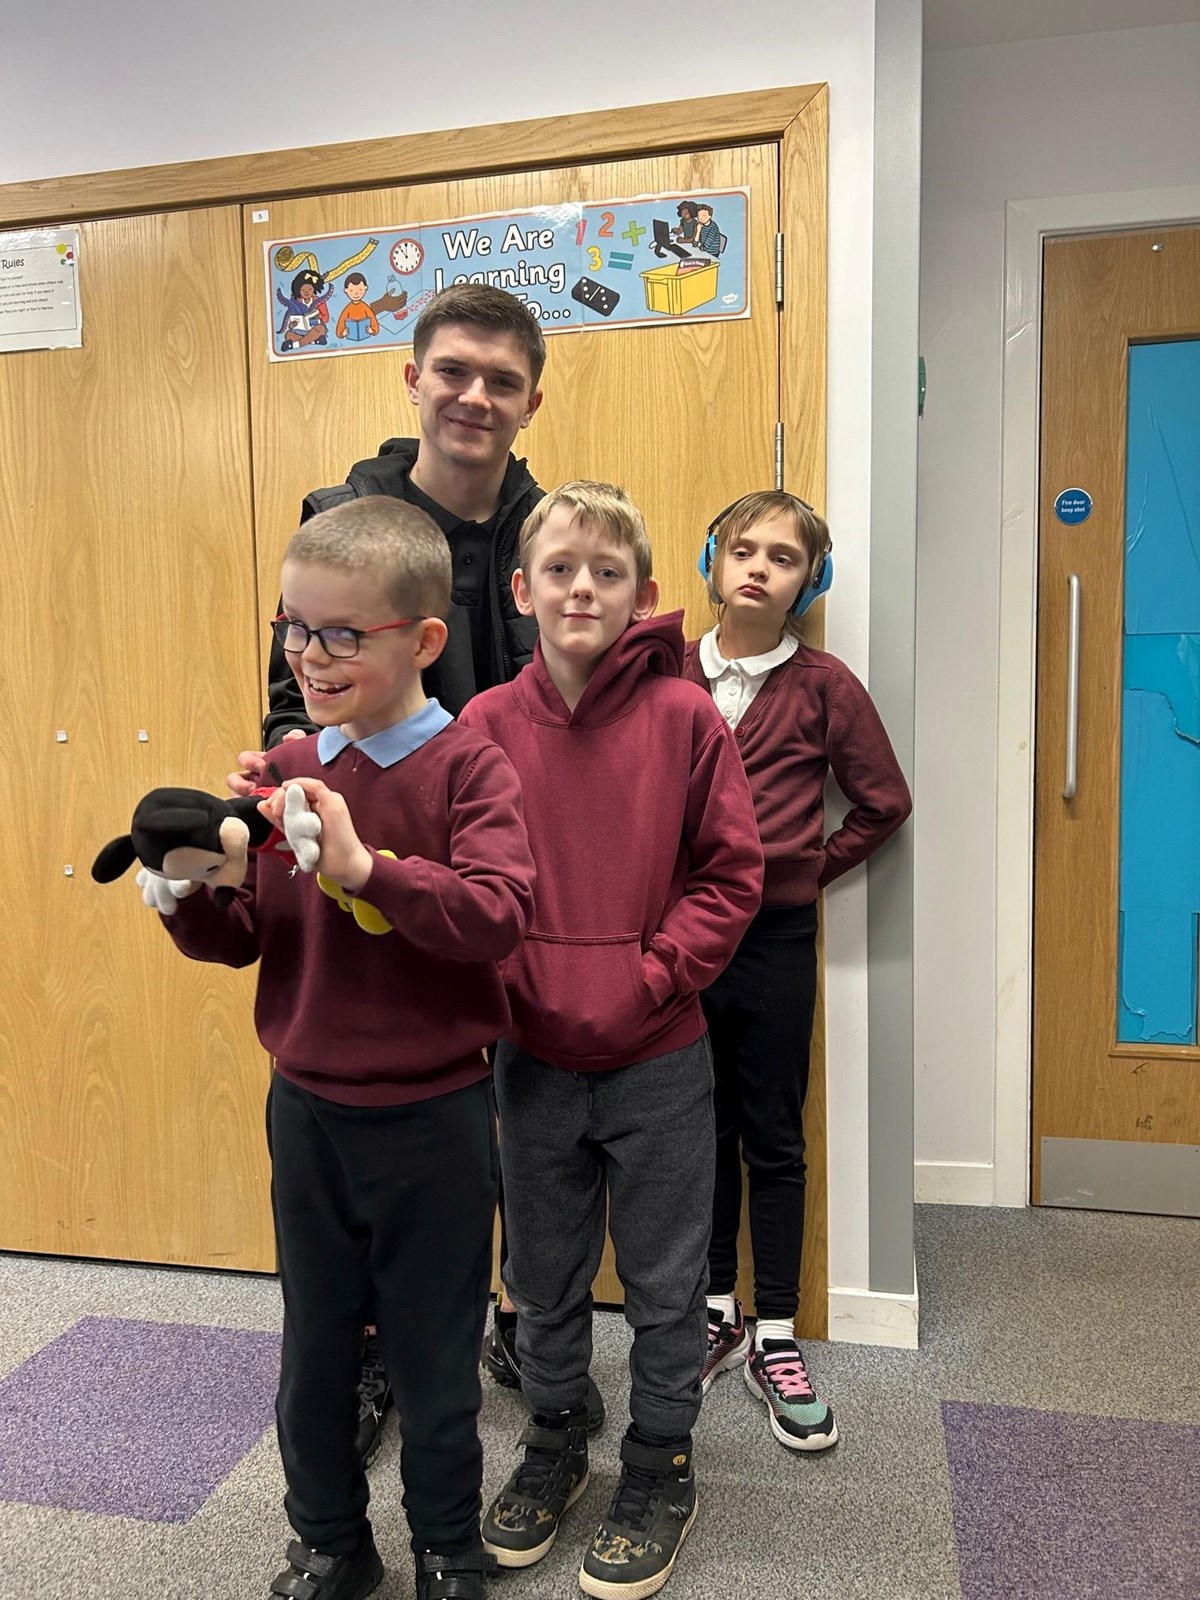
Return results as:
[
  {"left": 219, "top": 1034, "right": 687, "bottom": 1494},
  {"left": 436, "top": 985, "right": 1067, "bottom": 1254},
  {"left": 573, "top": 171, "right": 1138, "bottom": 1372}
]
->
[{"left": 317, "top": 850, "right": 397, "bottom": 935}]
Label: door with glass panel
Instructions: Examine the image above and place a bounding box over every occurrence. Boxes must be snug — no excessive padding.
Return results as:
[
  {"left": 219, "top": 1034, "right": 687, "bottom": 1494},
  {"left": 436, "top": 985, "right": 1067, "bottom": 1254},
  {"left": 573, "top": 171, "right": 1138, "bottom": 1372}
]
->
[{"left": 1033, "top": 225, "right": 1200, "bottom": 1214}]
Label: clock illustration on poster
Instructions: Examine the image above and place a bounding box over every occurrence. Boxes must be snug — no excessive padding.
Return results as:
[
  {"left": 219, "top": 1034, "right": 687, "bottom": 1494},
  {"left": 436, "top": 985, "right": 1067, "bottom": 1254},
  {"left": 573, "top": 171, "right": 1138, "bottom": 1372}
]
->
[{"left": 390, "top": 238, "right": 425, "bottom": 274}]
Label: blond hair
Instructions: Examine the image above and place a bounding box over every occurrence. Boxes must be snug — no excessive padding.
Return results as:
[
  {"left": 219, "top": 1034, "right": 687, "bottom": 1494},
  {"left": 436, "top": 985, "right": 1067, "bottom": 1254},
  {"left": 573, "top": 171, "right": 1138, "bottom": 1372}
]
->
[
  {"left": 707, "top": 490, "right": 831, "bottom": 641},
  {"left": 520, "top": 481, "right": 654, "bottom": 589},
  {"left": 285, "top": 496, "right": 452, "bottom": 620}
]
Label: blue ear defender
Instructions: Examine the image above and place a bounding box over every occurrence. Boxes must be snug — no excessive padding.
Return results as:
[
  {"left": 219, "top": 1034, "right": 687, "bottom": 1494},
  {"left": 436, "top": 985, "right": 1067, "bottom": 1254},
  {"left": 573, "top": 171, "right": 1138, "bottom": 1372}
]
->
[{"left": 696, "top": 496, "right": 833, "bottom": 618}]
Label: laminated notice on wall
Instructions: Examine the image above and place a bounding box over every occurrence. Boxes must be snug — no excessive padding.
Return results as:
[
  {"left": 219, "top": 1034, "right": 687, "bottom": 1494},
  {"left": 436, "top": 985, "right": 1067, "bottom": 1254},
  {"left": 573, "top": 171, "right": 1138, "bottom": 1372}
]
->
[
  {"left": 262, "top": 188, "right": 749, "bottom": 362},
  {"left": 0, "top": 228, "right": 81, "bottom": 354}
]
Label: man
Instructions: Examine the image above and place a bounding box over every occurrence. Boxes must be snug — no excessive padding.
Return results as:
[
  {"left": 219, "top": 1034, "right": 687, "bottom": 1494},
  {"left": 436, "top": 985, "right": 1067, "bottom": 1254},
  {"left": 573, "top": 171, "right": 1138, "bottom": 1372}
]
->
[
  {"left": 260, "top": 281, "right": 545, "bottom": 740},
  {"left": 233, "top": 283, "right": 603, "bottom": 1469}
]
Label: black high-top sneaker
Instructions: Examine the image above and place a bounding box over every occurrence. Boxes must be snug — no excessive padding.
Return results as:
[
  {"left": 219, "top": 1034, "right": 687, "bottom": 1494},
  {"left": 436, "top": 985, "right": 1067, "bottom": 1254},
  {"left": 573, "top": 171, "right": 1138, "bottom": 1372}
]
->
[
  {"left": 482, "top": 1408, "right": 590, "bottom": 1567},
  {"left": 579, "top": 1436, "right": 697, "bottom": 1599}
]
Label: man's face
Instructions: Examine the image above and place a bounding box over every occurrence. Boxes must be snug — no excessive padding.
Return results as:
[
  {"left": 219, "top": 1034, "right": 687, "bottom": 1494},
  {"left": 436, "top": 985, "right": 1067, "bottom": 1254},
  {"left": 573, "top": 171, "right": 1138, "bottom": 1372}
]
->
[
  {"left": 513, "top": 510, "right": 657, "bottom": 677},
  {"left": 698, "top": 208, "right": 712, "bottom": 224},
  {"left": 345, "top": 279, "right": 367, "bottom": 303},
  {"left": 405, "top": 324, "right": 542, "bottom": 477}
]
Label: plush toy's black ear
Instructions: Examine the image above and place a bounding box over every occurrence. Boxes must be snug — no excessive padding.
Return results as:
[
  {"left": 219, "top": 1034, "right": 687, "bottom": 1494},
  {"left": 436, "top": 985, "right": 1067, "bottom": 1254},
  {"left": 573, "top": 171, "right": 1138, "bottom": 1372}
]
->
[{"left": 92, "top": 836, "right": 137, "bottom": 883}]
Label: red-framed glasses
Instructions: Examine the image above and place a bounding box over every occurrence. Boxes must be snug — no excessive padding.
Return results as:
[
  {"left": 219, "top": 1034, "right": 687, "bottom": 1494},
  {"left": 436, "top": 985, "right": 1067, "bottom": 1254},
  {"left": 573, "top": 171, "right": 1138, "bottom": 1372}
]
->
[{"left": 271, "top": 614, "right": 422, "bottom": 660}]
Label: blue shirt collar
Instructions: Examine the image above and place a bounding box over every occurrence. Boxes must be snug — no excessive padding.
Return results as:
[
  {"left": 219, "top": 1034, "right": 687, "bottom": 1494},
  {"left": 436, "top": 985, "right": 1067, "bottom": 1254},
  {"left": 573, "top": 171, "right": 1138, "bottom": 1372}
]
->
[{"left": 317, "top": 699, "right": 453, "bottom": 769}]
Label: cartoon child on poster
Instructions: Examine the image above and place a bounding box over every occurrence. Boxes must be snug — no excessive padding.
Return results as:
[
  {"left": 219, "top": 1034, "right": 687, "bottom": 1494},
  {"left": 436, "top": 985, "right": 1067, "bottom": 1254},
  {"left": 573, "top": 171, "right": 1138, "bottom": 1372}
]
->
[
  {"left": 276, "top": 269, "right": 332, "bottom": 352},
  {"left": 335, "top": 272, "right": 380, "bottom": 342},
  {"left": 694, "top": 204, "right": 723, "bottom": 257}
]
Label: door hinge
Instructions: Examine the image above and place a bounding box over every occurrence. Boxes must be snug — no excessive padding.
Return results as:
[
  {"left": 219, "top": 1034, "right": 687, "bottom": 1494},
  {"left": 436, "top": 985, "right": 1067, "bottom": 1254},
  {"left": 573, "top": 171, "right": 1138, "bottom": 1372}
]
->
[
  {"left": 774, "top": 422, "right": 784, "bottom": 489},
  {"left": 775, "top": 233, "right": 784, "bottom": 305}
]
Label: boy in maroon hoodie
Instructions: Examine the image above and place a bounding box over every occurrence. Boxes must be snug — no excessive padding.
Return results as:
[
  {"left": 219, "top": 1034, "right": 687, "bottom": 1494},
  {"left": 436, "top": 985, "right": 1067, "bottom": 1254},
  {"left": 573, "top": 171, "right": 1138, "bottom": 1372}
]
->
[
  {"left": 144, "top": 497, "right": 536, "bottom": 1600},
  {"left": 458, "top": 482, "right": 763, "bottom": 1598}
]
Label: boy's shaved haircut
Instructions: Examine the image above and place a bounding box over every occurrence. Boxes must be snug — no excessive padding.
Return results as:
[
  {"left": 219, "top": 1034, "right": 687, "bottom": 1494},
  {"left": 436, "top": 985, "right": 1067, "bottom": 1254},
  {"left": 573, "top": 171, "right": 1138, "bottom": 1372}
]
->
[
  {"left": 413, "top": 283, "right": 547, "bottom": 389},
  {"left": 520, "top": 481, "right": 654, "bottom": 590},
  {"left": 286, "top": 495, "right": 452, "bottom": 620}
]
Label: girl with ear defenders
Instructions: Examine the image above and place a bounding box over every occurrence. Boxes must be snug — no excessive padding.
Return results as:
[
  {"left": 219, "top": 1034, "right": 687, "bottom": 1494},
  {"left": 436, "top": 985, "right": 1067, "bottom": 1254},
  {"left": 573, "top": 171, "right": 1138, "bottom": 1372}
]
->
[{"left": 682, "top": 490, "right": 911, "bottom": 1455}]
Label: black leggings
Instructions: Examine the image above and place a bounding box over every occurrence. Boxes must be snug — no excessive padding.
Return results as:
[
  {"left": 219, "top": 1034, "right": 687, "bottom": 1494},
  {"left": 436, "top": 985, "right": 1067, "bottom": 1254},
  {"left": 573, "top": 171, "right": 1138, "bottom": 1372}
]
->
[{"left": 701, "top": 902, "right": 817, "bottom": 1323}]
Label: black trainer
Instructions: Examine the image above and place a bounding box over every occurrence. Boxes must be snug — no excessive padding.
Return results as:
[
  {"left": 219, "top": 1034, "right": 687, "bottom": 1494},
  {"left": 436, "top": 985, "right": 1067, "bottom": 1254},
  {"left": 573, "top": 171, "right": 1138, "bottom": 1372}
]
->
[
  {"left": 482, "top": 1311, "right": 607, "bottom": 1435},
  {"left": 578, "top": 1436, "right": 697, "bottom": 1599},
  {"left": 354, "top": 1332, "right": 394, "bottom": 1470},
  {"left": 482, "top": 1409, "right": 590, "bottom": 1568},
  {"left": 480, "top": 1308, "right": 522, "bottom": 1390},
  {"left": 414, "top": 1544, "right": 497, "bottom": 1600},
  {"left": 269, "top": 1532, "right": 383, "bottom": 1600}
]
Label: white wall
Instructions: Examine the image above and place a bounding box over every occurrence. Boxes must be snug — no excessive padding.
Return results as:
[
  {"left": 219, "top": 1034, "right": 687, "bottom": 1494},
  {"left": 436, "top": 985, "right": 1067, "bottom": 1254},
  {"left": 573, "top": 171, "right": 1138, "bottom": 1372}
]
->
[
  {"left": 915, "top": 21, "right": 1200, "bottom": 1202},
  {"left": 5, "top": 0, "right": 916, "bottom": 1325}
]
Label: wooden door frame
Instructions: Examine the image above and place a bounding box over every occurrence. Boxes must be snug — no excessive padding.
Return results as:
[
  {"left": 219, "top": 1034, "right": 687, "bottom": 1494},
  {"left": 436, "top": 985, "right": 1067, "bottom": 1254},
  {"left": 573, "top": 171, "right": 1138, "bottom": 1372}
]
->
[
  {"left": 0, "top": 85, "right": 831, "bottom": 1327},
  {"left": 996, "top": 187, "right": 1200, "bottom": 1208},
  {"left": 0, "top": 85, "right": 827, "bottom": 501}
]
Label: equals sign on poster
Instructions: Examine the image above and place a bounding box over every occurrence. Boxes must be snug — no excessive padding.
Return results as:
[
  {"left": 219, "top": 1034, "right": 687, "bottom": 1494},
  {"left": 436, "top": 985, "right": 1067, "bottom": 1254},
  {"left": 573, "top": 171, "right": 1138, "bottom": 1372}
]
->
[{"left": 608, "top": 251, "right": 635, "bottom": 271}]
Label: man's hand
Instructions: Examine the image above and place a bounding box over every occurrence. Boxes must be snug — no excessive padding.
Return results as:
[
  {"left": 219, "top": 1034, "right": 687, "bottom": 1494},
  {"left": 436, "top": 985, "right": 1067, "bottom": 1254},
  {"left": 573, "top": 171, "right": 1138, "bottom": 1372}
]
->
[
  {"left": 227, "top": 729, "right": 306, "bottom": 797},
  {"left": 136, "top": 868, "right": 202, "bottom": 917},
  {"left": 260, "top": 777, "right": 373, "bottom": 892}
]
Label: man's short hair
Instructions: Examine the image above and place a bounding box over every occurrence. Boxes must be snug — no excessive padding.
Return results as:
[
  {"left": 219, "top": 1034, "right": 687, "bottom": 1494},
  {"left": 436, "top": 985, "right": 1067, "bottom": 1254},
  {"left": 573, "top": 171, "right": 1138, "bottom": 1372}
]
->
[
  {"left": 520, "top": 481, "right": 653, "bottom": 590},
  {"left": 345, "top": 271, "right": 367, "bottom": 287},
  {"left": 285, "top": 496, "right": 452, "bottom": 620},
  {"left": 412, "top": 283, "right": 547, "bottom": 390}
]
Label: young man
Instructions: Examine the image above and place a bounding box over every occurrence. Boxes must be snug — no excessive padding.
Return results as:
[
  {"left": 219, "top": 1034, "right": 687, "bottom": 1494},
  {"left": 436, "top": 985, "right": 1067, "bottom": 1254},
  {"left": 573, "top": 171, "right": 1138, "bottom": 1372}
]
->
[
  {"left": 459, "top": 483, "right": 763, "bottom": 1597},
  {"left": 232, "top": 284, "right": 600, "bottom": 1466},
  {"left": 150, "top": 497, "right": 537, "bottom": 1600}
]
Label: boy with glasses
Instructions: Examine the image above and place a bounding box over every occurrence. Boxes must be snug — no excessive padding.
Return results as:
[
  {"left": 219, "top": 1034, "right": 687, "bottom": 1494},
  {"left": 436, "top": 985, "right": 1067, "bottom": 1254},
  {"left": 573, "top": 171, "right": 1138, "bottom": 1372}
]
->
[
  {"left": 230, "top": 285, "right": 603, "bottom": 1459},
  {"left": 150, "top": 496, "right": 536, "bottom": 1600}
]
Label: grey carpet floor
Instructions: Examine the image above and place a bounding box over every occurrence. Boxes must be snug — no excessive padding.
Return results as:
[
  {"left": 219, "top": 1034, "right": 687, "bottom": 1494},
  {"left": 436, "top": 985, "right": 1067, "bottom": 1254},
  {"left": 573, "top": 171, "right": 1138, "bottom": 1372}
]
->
[{"left": 0, "top": 1204, "right": 1196, "bottom": 1600}]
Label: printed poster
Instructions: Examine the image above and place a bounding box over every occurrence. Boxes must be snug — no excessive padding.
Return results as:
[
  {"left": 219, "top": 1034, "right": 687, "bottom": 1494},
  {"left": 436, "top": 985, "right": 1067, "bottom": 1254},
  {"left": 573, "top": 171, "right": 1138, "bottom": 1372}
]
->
[
  {"left": 0, "top": 228, "right": 81, "bottom": 354},
  {"left": 263, "top": 188, "right": 749, "bottom": 362}
]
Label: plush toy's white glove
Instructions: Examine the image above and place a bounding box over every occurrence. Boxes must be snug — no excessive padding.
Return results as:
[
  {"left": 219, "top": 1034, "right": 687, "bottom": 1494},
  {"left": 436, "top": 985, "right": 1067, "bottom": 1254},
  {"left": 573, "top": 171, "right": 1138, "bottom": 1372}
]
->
[
  {"left": 136, "top": 868, "right": 202, "bottom": 917},
  {"left": 282, "top": 782, "right": 322, "bottom": 873}
]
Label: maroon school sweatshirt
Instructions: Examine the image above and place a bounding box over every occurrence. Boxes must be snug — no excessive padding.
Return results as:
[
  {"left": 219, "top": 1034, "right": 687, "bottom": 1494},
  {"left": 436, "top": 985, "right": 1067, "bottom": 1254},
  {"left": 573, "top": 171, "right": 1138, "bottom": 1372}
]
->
[
  {"left": 459, "top": 612, "right": 763, "bottom": 1073},
  {"left": 683, "top": 638, "right": 912, "bottom": 906},
  {"left": 159, "top": 721, "right": 536, "bottom": 1106}
]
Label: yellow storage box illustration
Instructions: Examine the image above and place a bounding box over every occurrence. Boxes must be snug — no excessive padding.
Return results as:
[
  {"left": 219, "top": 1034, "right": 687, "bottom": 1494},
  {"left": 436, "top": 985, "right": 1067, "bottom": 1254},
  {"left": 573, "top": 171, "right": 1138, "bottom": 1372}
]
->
[{"left": 640, "top": 260, "right": 720, "bottom": 317}]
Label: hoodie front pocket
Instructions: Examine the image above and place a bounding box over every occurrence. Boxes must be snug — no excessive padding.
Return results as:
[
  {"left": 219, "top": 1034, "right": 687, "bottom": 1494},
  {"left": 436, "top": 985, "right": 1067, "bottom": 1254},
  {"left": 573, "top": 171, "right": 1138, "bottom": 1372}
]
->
[{"left": 506, "top": 932, "right": 653, "bottom": 1058}]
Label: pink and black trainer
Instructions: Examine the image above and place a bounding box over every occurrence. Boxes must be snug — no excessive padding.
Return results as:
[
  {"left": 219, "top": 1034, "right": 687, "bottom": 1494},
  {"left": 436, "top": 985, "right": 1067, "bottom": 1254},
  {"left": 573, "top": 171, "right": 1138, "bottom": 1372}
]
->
[{"left": 743, "top": 1339, "right": 838, "bottom": 1451}]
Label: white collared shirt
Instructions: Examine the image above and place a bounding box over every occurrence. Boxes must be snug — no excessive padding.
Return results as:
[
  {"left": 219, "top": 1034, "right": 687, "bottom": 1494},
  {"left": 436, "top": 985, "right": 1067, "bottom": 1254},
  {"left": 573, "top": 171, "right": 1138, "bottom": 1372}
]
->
[{"left": 698, "top": 628, "right": 798, "bottom": 729}]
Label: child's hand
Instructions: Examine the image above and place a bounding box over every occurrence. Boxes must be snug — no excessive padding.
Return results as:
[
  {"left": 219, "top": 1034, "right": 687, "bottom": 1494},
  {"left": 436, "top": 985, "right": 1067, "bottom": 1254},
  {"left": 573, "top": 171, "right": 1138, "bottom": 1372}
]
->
[{"left": 268, "top": 777, "right": 373, "bottom": 892}]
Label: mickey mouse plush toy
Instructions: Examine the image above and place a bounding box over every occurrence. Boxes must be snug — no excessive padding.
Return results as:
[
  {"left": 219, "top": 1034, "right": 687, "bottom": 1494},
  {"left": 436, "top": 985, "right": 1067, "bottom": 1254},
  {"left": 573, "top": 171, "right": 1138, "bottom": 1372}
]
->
[{"left": 92, "top": 784, "right": 321, "bottom": 914}]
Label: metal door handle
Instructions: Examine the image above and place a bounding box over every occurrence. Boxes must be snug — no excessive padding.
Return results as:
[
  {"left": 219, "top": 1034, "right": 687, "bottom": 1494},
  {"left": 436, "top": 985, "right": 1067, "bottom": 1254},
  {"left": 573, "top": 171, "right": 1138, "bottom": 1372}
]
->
[{"left": 1063, "top": 573, "right": 1080, "bottom": 800}]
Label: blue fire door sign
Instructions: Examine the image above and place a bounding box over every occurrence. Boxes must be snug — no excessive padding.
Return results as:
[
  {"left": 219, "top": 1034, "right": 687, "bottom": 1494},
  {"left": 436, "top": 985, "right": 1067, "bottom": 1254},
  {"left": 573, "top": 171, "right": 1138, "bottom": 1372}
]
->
[{"left": 1054, "top": 487, "right": 1093, "bottom": 525}]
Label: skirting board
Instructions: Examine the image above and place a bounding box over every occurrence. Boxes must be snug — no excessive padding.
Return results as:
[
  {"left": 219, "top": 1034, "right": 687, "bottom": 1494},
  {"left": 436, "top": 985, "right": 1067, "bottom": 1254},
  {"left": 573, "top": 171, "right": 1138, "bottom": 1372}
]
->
[
  {"left": 827, "top": 1281, "right": 919, "bottom": 1349},
  {"left": 914, "top": 1160, "right": 995, "bottom": 1206}
]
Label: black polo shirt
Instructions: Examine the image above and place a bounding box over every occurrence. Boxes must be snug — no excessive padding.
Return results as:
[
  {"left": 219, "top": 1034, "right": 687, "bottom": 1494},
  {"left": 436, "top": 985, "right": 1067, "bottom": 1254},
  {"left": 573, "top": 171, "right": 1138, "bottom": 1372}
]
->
[{"left": 405, "top": 477, "right": 500, "bottom": 695}]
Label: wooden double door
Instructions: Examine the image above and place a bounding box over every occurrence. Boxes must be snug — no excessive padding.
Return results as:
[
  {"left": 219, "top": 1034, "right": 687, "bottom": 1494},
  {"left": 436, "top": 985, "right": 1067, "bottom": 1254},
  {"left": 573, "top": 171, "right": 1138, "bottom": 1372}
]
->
[{"left": 0, "top": 133, "right": 824, "bottom": 1322}]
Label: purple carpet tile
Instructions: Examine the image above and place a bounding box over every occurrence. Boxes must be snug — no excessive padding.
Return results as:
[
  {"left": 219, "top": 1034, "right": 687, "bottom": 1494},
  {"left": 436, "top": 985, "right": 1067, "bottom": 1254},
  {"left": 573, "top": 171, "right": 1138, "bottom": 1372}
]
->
[
  {"left": 942, "top": 1399, "right": 1200, "bottom": 1600},
  {"left": 0, "top": 1315, "right": 281, "bottom": 1522}
]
